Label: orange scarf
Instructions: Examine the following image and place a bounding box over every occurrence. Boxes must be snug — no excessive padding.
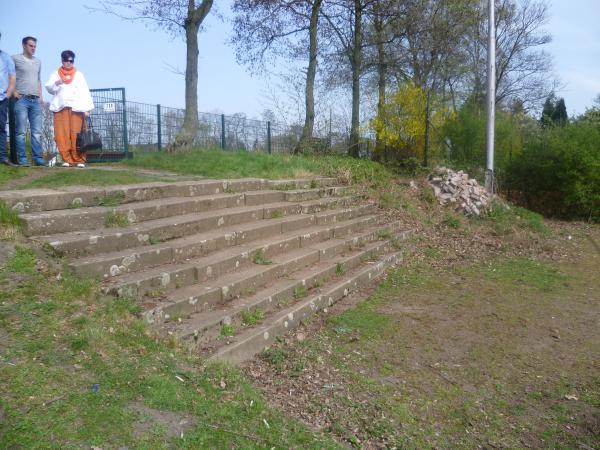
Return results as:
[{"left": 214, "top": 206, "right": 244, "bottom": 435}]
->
[{"left": 58, "top": 66, "right": 77, "bottom": 84}]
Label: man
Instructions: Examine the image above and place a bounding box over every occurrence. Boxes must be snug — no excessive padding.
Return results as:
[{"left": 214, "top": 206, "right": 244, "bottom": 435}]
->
[
  {"left": 0, "top": 32, "right": 16, "bottom": 166},
  {"left": 12, "top": 36, "right": 45, "bottom": 166}
]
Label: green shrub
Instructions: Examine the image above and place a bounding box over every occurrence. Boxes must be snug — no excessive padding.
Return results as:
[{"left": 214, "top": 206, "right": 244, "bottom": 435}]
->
[{"left": 503, "top": 122, "right": 600, "bottom": 221}]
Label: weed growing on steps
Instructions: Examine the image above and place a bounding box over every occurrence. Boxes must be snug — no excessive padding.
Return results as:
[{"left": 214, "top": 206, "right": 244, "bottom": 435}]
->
[
  {"left": 270, "top": 209, "right": 284, "bottom": 219},
  {"left": 253, "top": 249, "right": 272, "bottom": 265},
  {"left": 293, "top": 285, "right": 308, "bottom": 299},
  {"left": 336, "top": 262, "right": 347, "bottom": 276},
  {"left": 68, "top": 198, "right": 83, "bottom": 209},
  {"left": 220, "top": 323, "right": 236, "bottom": 337},
  {"left": 97, "top": 191, "right": 125, "bottom": 207},
  {"left": 104, "top": 210, "right": 129, "bottom": 228},
  {"left": 241, "top": 308, "right": 264, "bottom": 326},
  {"left": 310, "top": 179, "right": 318, "bottom": 189}
]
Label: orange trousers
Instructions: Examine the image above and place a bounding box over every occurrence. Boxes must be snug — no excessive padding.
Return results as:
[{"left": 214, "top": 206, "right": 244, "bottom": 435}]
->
[{"left": 53, "top": 107, "right": 86, "bottom": 165}]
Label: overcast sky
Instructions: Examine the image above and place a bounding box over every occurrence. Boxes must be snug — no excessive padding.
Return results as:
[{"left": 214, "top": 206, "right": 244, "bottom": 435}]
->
[{"left": 2, "top": 0, "right": 599, "bottom": 119}]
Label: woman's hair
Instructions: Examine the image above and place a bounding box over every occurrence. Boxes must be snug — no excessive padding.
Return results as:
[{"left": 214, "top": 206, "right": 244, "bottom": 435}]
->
[{"left": 61, "top": 50, "right": 75, "bottom": 61}]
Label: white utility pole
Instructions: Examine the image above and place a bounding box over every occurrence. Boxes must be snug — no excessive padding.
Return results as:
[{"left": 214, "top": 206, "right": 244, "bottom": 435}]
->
[{"left": 485, "top": 0, "right": 496, "bottom": 194}]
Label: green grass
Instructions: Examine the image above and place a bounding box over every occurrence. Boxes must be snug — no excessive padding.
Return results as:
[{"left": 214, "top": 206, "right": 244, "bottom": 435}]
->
[
  {"left": 97, "top": 192, "right": 126, "bottom": 207},
  {"left": 0, "top": 246, "right": 338, "bottom": 449},
  {"left": 121, "top": 148, "right": 396, "bottom": 186},
  {"left": 220, "top": 323, "right": 236, "bottom": 337},
  {"left": 240, "top": 308, "right": 264, "bottom": 326},
  {"left": 17, "top": 169, "right": 167, "bottom": 189},
  {"left": 0, "top": 165, "right": 28, "bottom": 188},
  {"left": 484, "top": 200, "right": 547, "bottom": 234},
  {"left": 0, "top": 200, "right": 21, "bottom": 227},
  {"left": 480, "top": 257, "right": 570, "bottom": 292}
]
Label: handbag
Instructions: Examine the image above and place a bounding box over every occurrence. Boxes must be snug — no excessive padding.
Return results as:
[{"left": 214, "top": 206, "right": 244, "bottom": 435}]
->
[{"left": 76, "top": 117, "right": 103, "bottom": 152}]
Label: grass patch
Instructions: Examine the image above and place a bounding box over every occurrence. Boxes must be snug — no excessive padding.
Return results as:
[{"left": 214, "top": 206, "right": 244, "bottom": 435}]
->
[
  {"left": 97, "top": 192, "right": 126, "bottom": 207},
  {"left": 0, "top": 200, "right": 21, "bottom": 228},
  {"left": 480, "top": 257, "right": 570, "bottom": 292},
  {"left": 0, "top": 164, "right": 28, "bottom": 188},
  {"left": 18, "top": 169, "right": 165, "bottom": 189},
  {"left": 442, "top": 213, "right": 461, "bottom": 229},
  {"left": 484, "top": 201, "right": 547, "bottom": 234},
  {"left": 0, "top": 245, "right": 336, "bottom": 449},
  {"left": 121, "top": 148, "right": 396, "bottom": 187},
  {"left": 220, "top": 323, "right": 236, "bottom": 337},
  {"left": 241, "top": 308, "right": 264, "bottom": 326}
]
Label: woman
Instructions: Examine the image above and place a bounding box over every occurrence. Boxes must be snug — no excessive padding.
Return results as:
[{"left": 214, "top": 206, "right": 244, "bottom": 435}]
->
[{"left": 45, "top": 50, "right": 94, "bottom": 167}]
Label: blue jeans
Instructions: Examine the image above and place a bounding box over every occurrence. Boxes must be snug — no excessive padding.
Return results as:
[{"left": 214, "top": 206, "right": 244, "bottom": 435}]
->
[
  {"left": 0, "top": 98, "right": 8, "bottom": 162},
  {"left": 14, "top": 97, "right": 43, "bottom": 165}
]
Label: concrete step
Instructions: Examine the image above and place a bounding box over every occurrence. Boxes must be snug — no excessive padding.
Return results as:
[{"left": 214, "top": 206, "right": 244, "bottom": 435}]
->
[
  {"left": 0, "top": 177, "right": 339, "bottom": 213},
  {"left": 18, "top": 185, "right": 357, "bottom": 237},
  {"left": 102, "top": 212, "right": 383, "bottom": 299},
  {"left": 168, "top": 228, "right": 408, "bottom": 349},
  {"left": 141, "top": 227, "right": 402, "bottom": 326},
  {"left": 69, "top": 202, "right": 376, "bottom": 279},
  {"left": 207, "top": 249, "right": 403, "bottom": 364}
]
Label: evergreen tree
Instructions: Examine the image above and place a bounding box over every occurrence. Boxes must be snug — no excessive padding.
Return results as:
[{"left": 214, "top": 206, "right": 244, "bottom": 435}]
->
[
  {"left": 552, "top": 98, "right": 568, "bottom": 126},
  {"left": 540, "top": 95, "right": 555, "bottom": 128}
]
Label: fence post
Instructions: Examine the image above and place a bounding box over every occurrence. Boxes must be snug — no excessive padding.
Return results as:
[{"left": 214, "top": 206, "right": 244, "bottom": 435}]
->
[
  {"left": 8, "top": 99, "right": 16, "bottom": 163},
  {"left": 221, "top": 114, "right": 226, "bottom": 149},
  {"left": 267, "top": 121, "right": 272, "bottom": 154},
  {"left": 157, "top": 104, "right": 162, "bottom": 151},
  {"left": 121, "top": 88, "right": 129, "bottom": 158}
]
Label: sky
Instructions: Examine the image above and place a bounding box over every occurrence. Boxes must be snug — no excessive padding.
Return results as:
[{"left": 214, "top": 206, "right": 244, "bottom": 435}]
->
[{"left": 2, "top": 0, "right": 599, "bottom": 120}]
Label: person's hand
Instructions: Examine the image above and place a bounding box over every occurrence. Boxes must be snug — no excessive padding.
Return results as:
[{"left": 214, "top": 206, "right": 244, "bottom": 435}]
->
[
  {"left": 13, "top": 92, "right": 21, "bottom": 99},
  {"left": 55, "top": 79, "right": 63, "bottom": 86}
]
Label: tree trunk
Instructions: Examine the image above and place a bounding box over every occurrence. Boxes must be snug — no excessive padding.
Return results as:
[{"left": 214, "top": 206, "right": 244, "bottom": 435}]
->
[
  {"left": 295, "top": 0, "right": 323, "bottom": 155},
  {"left": 373, "top": 14, "right": 386, "bottom": 162},
  {"left": 170, "top": 0, "right": 213, "bottom": 152},
  {"left": 348, "top": 0, "right": 362, "bottom": 158}
]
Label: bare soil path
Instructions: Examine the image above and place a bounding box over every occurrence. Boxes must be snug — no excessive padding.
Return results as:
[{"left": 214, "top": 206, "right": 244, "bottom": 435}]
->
[{"left": 245, "top": 221, "right": 600, "bottom": 449}]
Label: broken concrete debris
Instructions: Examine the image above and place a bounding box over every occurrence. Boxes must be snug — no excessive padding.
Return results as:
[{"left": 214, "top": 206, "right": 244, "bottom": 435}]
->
[{"left": 428, "top": 167, "right": 492, "bottom": 216}]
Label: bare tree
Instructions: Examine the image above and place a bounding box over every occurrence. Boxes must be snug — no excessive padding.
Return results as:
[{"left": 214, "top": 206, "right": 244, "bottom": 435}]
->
[
  {"left": 231, "top": 0, "right": 324, "bottom": 154},
  {"left": 463, "top": 0, "right": 555, "bottom": 110},
  {"left": 92, "top": 0, "right": 213, "bottom": 150}
]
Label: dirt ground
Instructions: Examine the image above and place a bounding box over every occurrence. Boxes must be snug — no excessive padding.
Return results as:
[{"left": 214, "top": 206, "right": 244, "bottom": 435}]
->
[{"left": 244, "top": 205, "right": 600, "bottom": 449}]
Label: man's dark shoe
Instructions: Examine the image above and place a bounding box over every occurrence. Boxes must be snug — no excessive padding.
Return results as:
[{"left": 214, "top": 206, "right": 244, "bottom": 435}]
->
[
  {"left": 1, "top": 159, "right": 17, "bottom": 167},
  {"left": 34, "top": 161, "right": 48, "bottom": 167}
]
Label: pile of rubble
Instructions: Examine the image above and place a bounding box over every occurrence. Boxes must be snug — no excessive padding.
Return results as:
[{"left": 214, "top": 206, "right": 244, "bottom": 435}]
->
[{"left": 428, "top": 167, "right": 492, "bottom": 216}]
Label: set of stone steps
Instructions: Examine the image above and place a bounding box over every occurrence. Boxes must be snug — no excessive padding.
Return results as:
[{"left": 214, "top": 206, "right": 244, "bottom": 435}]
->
[{"left": 1, "top": 177, "right": 408, "bottom": 363}]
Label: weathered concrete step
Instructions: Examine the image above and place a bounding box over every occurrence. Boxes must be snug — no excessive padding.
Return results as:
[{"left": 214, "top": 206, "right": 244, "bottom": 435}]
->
[
  {"left": 169, "top": 229, "right": 408, "bottom": 347},
  {"left": 70, "top": 203, "right": 377, "bottom": 279},
  {"left": 143, "top": 231, "right": 400, "bottom": 327},
  {"left": 102, "top": 213, "right": 382, "bottom": 298},
  {"left": 208, "top": 250, "right": 403, "bottom": 364},
  {"left": 38, "top": 191, "right": 366, "bottom": 257},
  {"left": 19, "top": 185, "right": 358, "bottom": 237},
  {"left": 0, "top": 177, "right": 339, "bottom": 213}
]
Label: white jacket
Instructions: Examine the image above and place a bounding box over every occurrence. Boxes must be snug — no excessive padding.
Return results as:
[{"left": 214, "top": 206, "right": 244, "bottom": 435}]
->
[{"left": 45, "top": 69, "right": 94, "bottom": 113}]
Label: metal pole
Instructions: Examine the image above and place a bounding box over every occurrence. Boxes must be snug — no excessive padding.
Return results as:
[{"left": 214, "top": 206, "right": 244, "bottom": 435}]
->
[
  {"left": 424, "top": 89, "right": 431, "bottom": 167},
  {"left": 485, "top": 0, "right": 496, "bottom": 194},
  {"left": 267, "top": 121, "right": 272, "bottom": 154},
  {"left": 157, "top": 104, "right": 162, "bottom": 151}
]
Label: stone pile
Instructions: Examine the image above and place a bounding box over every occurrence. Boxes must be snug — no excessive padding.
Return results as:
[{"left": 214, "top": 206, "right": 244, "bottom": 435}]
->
[{"left": 428, "top": 167, "right": 492, "bottom": 216}]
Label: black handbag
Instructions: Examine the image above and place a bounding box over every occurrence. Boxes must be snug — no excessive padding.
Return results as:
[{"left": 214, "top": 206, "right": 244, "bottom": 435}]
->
[{"left": 76, "top": 117, "right": 102, "bottom": 152}]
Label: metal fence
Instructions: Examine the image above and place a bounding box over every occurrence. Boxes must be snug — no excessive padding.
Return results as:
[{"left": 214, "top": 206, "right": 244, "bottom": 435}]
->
[{"left": 6, "top": 87, "right": 371, "bottom": 163}]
